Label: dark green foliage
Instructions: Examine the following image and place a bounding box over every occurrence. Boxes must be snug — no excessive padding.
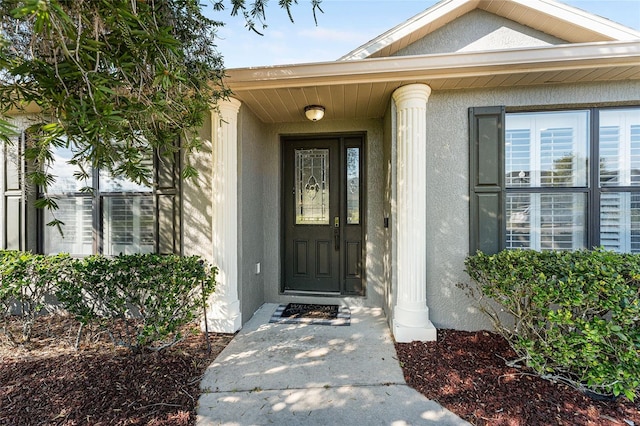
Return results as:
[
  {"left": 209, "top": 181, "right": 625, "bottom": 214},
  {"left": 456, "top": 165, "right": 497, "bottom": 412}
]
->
[
  {"left": 463, "top": 249, "right": 640, "bottom": 401},
  {"left": 225, "top": 0, "right": 323, "bottom": 35},
  {"left": 0, "top": 0, "right": 323, "bottom": 184},
  {"left": 0, "top": 0, "right": 228, "bottom": 191},
  {"left": 0, "top": 251, "right": 72, "bottom": 342},
  {"left": 0, "top": 251, "right": 216, "bottom": 352},
  {"left": 0, "top": 0, "right": 323, "bottom": 228},
  {"left": 57, "top": 253, "right": 216, "bottom": 352}
]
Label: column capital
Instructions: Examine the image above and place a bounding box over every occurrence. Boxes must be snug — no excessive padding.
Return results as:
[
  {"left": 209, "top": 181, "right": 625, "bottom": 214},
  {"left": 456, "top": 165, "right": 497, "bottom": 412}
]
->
[
  {"left": 217, "top": 97, "right": 242, "bottom": 116},
  {"left": 392, "top": 83, "right": 432, "bottom": 106}
]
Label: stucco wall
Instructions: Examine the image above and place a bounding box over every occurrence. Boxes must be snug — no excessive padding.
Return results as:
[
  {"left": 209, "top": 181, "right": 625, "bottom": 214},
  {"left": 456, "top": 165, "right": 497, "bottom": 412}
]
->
[
  {"left": 394, "top": 9, "right": 567, "bottom": 56},
  {"left": 382, "top": 103, "right": 394, "bottom": 318},
  {"left": 424, "top": 80, "right": 640, "bottom": 331},
  {"left": 238, "top": 105, "right": 267, "bottom": 321},
  {"left": 182, "top": 114, "right": 214, "bottom": 262},
  {"left": 260, "top": 119, "right": 386, "bottom": 309}
]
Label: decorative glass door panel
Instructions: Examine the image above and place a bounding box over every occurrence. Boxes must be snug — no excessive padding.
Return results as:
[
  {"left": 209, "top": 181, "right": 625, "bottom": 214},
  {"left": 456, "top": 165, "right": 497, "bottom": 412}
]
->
[
  {"left": 283, "top": 136, "right": 364, "bottom": 295},
  {"left": 295, "top": 149, "right": 329, "bottom": 225},
  {"left": 346, "top": 147, "right": 360, "bottom": 225}
]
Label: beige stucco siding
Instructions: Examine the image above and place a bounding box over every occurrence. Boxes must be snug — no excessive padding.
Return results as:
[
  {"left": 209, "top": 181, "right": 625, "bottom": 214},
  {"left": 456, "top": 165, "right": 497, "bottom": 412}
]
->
[
  {"left": 182, "top": 115, "right": 214, "bottom": 262},
  {"left": 424, "top": 80, "right": 640, "bottom": 331},
  {"left": 393, "top": 9, "right": 567, "bottom": 57},
  {"left": 382, "top": 102, "right": 394, "bottom": 319},
  {"left": 238, "top": 105, "right": 267, "bottom": 321}
]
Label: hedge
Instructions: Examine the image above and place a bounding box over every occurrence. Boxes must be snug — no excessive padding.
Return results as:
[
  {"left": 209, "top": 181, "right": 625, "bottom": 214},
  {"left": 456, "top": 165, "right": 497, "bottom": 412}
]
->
[
  {"left": 0, "top": 251, "right": 216, "bottom": 352},
  {"left": 463, "top": 249, "right": 640, "bottom": 401}
]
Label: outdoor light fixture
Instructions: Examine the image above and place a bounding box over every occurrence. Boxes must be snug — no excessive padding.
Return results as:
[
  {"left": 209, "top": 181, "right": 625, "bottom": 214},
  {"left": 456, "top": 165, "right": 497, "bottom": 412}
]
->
[{"left": 304, "top": 105, "right": 325, "bottom": 121}]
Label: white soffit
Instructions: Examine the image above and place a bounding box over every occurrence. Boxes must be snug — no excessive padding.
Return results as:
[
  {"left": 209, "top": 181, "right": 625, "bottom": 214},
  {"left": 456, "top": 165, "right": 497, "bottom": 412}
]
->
[{"left": 339, "top": 0, "right": 640, "bottom": 61}]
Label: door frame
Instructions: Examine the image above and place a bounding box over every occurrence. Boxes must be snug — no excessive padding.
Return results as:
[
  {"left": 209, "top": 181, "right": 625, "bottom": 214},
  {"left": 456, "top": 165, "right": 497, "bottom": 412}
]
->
[{"left": 280, "top": 132, "right": 367, "bottom": 296}]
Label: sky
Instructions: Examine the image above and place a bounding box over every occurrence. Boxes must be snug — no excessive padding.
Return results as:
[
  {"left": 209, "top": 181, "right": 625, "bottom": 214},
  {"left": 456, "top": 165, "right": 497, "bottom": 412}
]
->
[{"left": 208, "top": 0, "right": 640, "bottom": 69}]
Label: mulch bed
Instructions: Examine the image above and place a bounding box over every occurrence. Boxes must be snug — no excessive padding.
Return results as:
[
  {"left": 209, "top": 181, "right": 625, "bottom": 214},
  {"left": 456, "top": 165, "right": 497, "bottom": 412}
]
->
[
  {"left": 0, "top": 315, "right": 233, "bottom": 426},
  {"left": 396, "top": 329, "right": 640, "bottom": 426},
  {"left": 3, "top": 317, "right": 639, "bottom": 425}
]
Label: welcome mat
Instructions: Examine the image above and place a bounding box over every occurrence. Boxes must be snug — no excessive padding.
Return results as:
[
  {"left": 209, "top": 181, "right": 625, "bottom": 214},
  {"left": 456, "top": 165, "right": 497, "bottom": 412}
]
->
[{"left": 269, "top": 303, "right": 351, "bottom": 326}]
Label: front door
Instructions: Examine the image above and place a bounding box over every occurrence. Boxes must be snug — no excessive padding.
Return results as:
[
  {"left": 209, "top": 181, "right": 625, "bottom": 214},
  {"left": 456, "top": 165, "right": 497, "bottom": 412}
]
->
[{"left": 282, "top": 135, "right": 364, "bottom": 295}]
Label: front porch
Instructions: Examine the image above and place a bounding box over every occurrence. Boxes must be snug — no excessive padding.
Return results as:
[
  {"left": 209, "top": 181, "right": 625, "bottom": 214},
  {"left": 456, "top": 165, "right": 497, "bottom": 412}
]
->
[{"left": 197, "top": 83, "right": 438, "bottom": 342}]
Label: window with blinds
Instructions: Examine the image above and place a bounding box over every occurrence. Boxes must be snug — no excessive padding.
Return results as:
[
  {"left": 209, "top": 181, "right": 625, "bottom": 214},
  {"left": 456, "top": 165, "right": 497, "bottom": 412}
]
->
[
  {"left": 505, "top": 111, "right": 588, "bottom": 251},
  {"left": 43, "top": 145, "right": 156, "bottom": 256},
  {"left": 42, "top": 145, "right": 94, "bottom": 256},
  {"left": 43, "top": 197, "right": 93, "bottom": 256},
  {"left": 599, "top": 109, "right": 640, "bottom": 253},
  {"left": 470, "top": 106, "right": 640, "bottom": 255},
  {"left": 102, "top": 196, "right": 154, "bottom": 255}
]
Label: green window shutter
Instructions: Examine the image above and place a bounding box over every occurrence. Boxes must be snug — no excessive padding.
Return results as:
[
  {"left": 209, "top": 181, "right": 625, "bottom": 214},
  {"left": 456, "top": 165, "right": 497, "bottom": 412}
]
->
[
  {"left": 3, "top": 131, "right": 25, "bottom": 250},
  {"left": 155, "top": 147, "right": 181, "bottom": 255},
  {"left": 469, "top": 106, "right": 505, "bottom": 255}
]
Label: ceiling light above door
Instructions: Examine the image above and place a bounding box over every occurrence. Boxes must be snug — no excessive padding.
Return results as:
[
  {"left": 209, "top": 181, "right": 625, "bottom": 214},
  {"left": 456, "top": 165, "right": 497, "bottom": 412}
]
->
[{"left": 304, "top": 105, "right": 325, "bottom": 121}]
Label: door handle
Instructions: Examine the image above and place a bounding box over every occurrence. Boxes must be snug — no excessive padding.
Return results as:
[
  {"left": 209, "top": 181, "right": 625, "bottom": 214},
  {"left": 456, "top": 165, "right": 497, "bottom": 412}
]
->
[{"left": 334, "top": 216, "right": 340, "bottom": 250}]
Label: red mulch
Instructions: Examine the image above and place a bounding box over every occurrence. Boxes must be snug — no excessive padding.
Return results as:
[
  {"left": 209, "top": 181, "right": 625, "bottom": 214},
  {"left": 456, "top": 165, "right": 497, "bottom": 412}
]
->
[
  {"left": 0, "top": 316, "right": 233, "bottom": 426},
  {"left": 396, "top": 329, "right": 640, "bottom": 426},
  {"left": 3, "top": 318, "right": 639, "bottom": 425}
]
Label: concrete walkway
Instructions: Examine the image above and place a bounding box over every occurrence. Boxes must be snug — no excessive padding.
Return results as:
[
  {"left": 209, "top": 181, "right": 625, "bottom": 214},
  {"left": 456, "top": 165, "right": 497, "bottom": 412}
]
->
[{"left": 197, "top": 303, "right": 470, "bottom": 426}]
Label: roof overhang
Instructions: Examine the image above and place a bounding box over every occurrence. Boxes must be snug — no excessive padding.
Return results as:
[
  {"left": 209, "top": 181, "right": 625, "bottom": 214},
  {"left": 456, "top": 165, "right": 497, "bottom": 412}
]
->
[{"left": 225, "top": 41, "right": 640, "bottom": 123}]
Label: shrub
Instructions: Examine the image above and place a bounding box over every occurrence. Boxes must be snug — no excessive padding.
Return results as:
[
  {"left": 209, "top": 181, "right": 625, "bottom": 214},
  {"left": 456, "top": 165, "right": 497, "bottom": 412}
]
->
[
  {"left": 0, "top": 250, "right": 216, "bottom": 352},
  {"left": 0, "top": 251, "right": 73, "bottom": 343},
  {"left": 56, "top": 253, "right": 216, "bottom": 352},
  {"left": 462, "top": 249, "right": 640, "bottom": 401}
]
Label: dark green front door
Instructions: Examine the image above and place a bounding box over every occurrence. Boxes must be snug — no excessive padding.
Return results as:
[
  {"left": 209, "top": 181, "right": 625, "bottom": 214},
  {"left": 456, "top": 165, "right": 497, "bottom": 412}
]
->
[{"left": 282, "top": 135, "right": 364, "bottom": 295}]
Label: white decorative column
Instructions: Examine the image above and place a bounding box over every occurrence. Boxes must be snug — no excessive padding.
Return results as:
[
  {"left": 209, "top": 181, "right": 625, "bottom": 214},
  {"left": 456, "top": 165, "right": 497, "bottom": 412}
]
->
[
  {"left": 392, "top": 84, "right": 437, "bottom": 342},
  {"left": 205, "top": 97, "right": 243, "bottom": 333}
]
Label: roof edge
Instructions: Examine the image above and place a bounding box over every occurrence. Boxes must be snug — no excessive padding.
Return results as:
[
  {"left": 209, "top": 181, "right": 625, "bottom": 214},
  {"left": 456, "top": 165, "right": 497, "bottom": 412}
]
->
[
  {"left": 506, "top": 0, "right": 640, "bottom": 41},
  {"left": 338, "top": 0, "right": 640, "bottom": 61},
  {"left": 226, "top": 41, "right": 640, "bottom": 90},
  {"left": 338, "top": 0, "right": 473, "bottom": 61}
]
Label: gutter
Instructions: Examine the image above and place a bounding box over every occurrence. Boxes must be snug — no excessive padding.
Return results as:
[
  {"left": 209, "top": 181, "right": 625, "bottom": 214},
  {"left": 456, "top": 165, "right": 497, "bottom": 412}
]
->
[{"left": 225, "top": 41, "right": 640, "bottom": 90}]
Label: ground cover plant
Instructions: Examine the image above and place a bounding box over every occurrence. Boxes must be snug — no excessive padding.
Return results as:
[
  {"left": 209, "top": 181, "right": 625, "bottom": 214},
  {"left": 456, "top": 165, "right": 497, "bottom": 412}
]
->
[{"left": 462, "top": 248, "right": 640, "bottom": 401}]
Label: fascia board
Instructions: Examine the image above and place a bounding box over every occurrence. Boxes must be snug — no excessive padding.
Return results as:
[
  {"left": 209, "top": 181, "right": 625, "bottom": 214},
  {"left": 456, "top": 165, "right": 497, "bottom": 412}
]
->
[
  {"left": 338, "top": 0, "right": 475, "bottom": 61},
  {"left": 506, "top": 0, "right": 640, "bottom": 41},
  {"left": 226, "top": 41, "right": 640, "bottom": 91}
]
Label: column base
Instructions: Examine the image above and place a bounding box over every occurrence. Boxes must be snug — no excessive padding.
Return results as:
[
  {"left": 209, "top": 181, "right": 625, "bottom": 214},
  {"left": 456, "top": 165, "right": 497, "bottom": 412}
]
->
[
  {"left": 393, "top": 319, "right": 437, "bottom": 343},
  {"left": 202, "top": 299, "right": 242, "bottom": 334}
]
